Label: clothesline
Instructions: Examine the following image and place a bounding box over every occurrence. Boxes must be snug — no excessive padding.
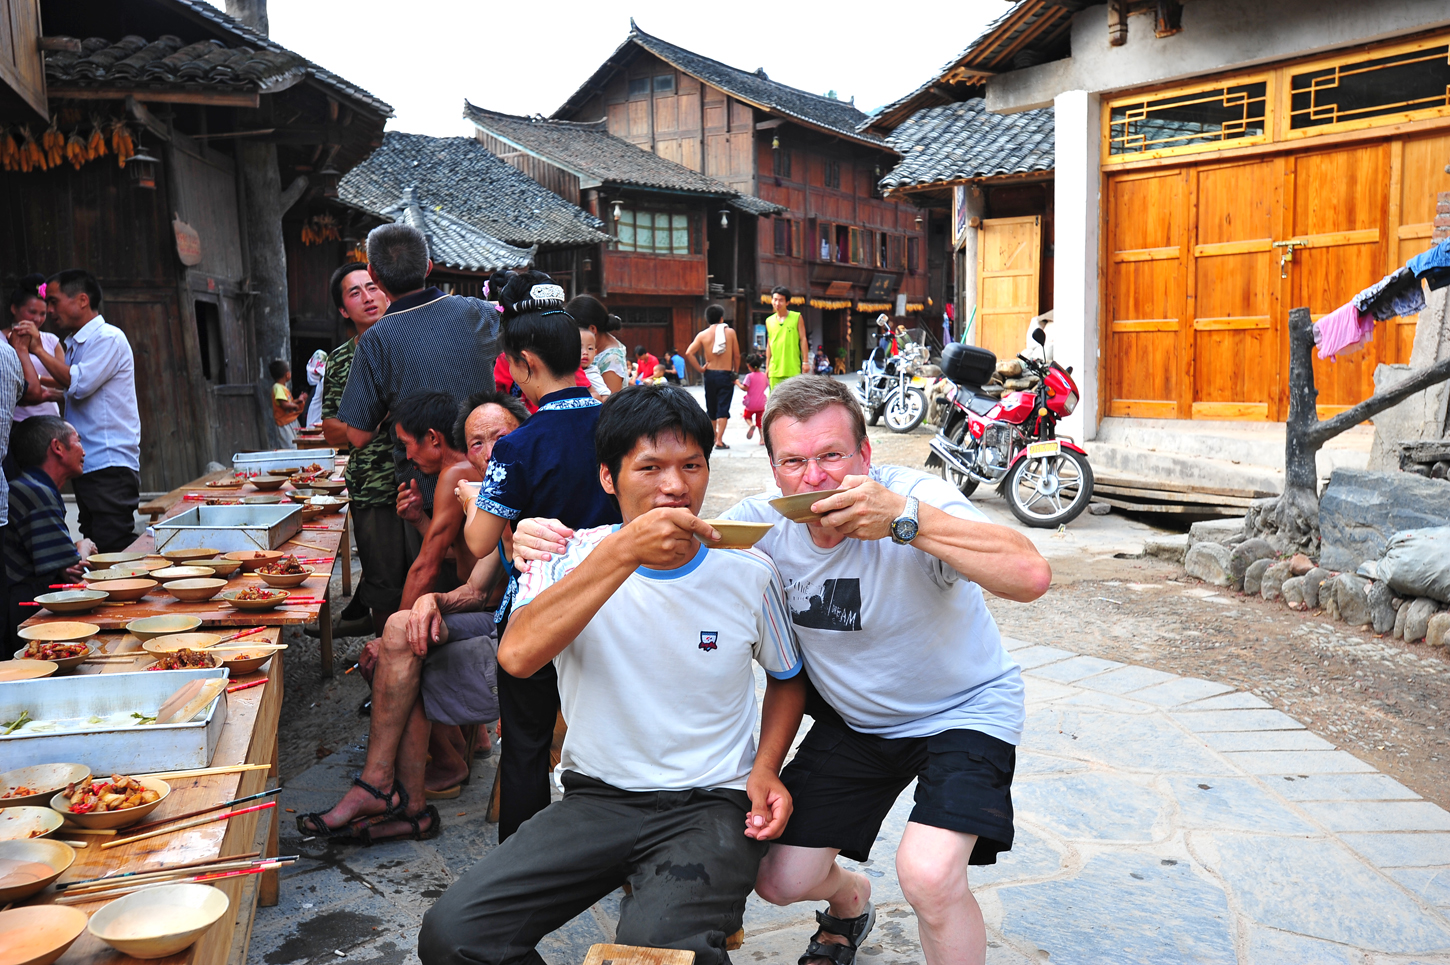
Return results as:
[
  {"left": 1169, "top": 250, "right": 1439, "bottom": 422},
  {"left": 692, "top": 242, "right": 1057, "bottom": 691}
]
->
[{"left": 1315, "top": 236, "right": 1450, "bottom": 361}]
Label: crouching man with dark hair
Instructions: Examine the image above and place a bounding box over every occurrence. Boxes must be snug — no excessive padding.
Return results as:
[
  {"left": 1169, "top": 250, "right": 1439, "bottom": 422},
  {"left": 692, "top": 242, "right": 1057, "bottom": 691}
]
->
[{"left": 418, "top": 384, "right": 806, "bottom": 965}]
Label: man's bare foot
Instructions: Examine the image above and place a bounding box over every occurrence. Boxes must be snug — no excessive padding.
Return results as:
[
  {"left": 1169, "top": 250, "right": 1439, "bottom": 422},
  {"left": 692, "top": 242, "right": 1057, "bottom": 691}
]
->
[
  {"left": 355, "top": 804, "right": 440, "bottom": 843},
  {"left": 297, "top": 777, "right": 400, "bottom": 834}
]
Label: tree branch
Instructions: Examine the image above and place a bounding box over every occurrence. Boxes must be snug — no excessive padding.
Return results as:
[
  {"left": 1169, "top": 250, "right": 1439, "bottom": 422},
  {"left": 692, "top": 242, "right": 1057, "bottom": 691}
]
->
[{"left": 1307, "top": 355, "right": 1450, "bottom": 446}]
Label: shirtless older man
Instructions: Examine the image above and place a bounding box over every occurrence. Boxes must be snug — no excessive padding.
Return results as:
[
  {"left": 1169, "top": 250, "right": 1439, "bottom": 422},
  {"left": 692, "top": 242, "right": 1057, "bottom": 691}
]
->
[
  {"left": 297, "top": 391, "right": 526, "bottom": 842},
  {"left": 685, "top": 304, "right": 740, "bottom": 450}
]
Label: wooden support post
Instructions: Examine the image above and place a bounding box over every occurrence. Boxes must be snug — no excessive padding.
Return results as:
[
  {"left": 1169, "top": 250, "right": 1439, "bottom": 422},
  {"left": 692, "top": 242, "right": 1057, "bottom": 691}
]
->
[
  {"left": 340, "top": 510, "right": 352, "bottom": 596},
  {"left": 319, "top": 595, "right": 334, "bottom": 677}
]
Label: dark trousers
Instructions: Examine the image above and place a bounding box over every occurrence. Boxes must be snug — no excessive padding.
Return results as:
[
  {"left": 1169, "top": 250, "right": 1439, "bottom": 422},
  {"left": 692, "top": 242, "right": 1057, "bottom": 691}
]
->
[
  {"left": 72, "top": 466, "right": 140, "bottom": 553},
  {"left": 351, "top": 504, "right": 422, "bottom": 616},
  {"left": 418, "top": 771, "right": 765, "bottom": 965},
  {"left": 496, "top": 661, "right": 560, "bottom": 842}
]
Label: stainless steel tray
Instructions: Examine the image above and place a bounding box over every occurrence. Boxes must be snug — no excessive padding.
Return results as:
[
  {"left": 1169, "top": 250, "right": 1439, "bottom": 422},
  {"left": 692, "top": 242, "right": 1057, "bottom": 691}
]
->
[
  {"left": 153, "top": 504, "right": 302, "bottom": 553},
  {"left": 0, "top": 668, "right": 230, "bottom": 773},
  {"left": 233, "top": 448, "right": 338, "bottom": 473}
]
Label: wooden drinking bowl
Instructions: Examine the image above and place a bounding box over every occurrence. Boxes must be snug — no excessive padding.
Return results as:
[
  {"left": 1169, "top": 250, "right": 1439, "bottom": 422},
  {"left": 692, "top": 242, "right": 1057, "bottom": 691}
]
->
[
  {"left": 240, "top": 494, "right": 285, "bottom": 505},
  {"left": 224, "top": 549, "right": 284, "bottom": 572},
  {"left": 0, "top": 763, "right": 91, "bottom": 809},
  {"left": 0, "top": 838, "right": 76, "bottom": 903},
  {"left": 248, "top": 475, "right": 289, "bottom": 491},
  {"left": 87, "top": 883, "right": 230, "bottom": 959},
  {"left": 0, "top": 660, "right": 57, "bottom": 682},
  {"left": 125, "top": 615, "right": 203, "bottom": 642},
  {"left": 767, "top": 488, "right": 846, "bottom": 523},
  {"left": 699, "top": 520, "right": 774, "bottom": 549},
  {"left": 162, "top": 579, "right": 228, "bottom": 603},
  {"left": 189, "top": 557, "right": 244, "bottom": 578},
  {"left": 159, "top": 547, "right": 222, "bottom": 564},
  {"left": 87, "top": 578, "right": 158, "bottom": 603},
  {"left": 0, "top": 904, "right": 88, "bottom": 965},
  {"left": 50, "top": 776, "right": 171, "bottom": 830},
  {"left": 150, "top": 566, "right": 213, "bottom": 582},
  {"left": 83, "top": 552, "right": 145, "bottom": 569},
  {"left": 32, "top": 590, "right": 108, "bottom": 615},
  {"left": 0, "top": 807, "right": 62, "bottom": 842}
]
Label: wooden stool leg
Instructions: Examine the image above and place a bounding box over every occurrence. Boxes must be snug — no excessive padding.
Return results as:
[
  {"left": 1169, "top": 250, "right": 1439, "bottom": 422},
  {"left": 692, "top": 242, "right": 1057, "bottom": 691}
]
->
[
  {"left": 319, "top": 597, "right": 334, "bottom": 677},
  {"left": 486, "top": 764, "right": 502, "bottom": 823},
  {"left": 340, "top": 511, "right": 353, "bottom": 596}
]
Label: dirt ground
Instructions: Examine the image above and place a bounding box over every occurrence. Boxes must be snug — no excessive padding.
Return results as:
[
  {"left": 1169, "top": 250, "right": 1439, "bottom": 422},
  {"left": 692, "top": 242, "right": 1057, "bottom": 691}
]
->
[{"left": 274, "top": 417, "right": 1450, "bottom": 814}]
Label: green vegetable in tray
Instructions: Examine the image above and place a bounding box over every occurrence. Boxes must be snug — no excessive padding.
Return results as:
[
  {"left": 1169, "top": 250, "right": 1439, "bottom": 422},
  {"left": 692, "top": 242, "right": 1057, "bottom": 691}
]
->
[
  {"left": 131, "top": 711, "right": 157, "bottom": 725},
  {"left": 1, "top": 710, "right": 31, "bottom": 735}
]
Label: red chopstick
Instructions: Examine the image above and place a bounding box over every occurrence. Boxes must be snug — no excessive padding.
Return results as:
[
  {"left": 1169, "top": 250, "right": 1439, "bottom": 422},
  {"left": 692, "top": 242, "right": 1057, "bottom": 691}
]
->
[
  {"left": 49, "top": 583, "right": 87, "bottom": 589},
  {"left": 215, "top": 626, "right": 267, "bottom": 644},
  {"left": 227, "top": 677, "right": 269, "bottom": 693}
]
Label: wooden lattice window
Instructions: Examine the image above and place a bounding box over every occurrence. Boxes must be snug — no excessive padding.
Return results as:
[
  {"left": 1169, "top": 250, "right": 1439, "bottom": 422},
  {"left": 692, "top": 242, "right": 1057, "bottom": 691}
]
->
[
  {"left": 1290, "top": 43, "right": 1450, "bottom": 131},
  {"left": 1108, "top": 79, "right": 1268, "bottom": 157},
  {"left": 617, "top": 210, "right": 691, "bottom": 255}
]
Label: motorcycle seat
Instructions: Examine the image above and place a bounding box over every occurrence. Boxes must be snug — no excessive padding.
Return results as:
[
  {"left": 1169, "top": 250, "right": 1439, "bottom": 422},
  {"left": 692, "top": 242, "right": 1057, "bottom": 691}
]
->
[{"left": 957, "top": 388, "right": 998, "bottom": 416}]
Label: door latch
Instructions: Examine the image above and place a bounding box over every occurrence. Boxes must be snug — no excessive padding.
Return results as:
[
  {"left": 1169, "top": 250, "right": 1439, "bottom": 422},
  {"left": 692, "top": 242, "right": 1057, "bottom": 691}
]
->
[{"left": 1272, "top": 239, "right": 1308, "bottom": 279}]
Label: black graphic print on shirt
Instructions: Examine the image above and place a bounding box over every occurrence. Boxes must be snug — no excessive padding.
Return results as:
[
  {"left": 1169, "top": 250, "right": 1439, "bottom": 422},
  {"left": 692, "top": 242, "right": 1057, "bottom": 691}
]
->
[{"left": 788, "top": 577, "right": 862, "bottom": 632}]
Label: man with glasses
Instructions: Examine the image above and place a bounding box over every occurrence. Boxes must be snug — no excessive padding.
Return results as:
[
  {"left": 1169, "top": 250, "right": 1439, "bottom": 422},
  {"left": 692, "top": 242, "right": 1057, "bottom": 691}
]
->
[{"left": 514, "top": 375, "right": 1050, "bottom": 965}]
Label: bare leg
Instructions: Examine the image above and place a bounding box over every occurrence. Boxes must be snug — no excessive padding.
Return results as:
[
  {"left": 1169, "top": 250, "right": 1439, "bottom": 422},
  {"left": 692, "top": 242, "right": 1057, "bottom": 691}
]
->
[
  {"left": 306, "top": 612, "right": 424, "bottom": 829},
  {"left": 425, "top": 723, "right": 469, "bottom": 791},
  {"left": 714, "top": 417, "right": 728, "bottom": 447},
  {"left": 357, "top": 695, "right": 437, "bottom": 839},
  {"left": 756, "top": 844, "right": 871, "bottom": 920},
  {"left": 896, "top": 823, "right": 983, "bottom": 965}
]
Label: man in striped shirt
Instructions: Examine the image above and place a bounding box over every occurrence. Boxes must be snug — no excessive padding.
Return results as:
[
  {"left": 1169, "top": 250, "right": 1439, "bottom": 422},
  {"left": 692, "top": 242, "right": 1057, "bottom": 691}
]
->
[{"left": 4, "top": 416, "right": 94, "bottom": 649}]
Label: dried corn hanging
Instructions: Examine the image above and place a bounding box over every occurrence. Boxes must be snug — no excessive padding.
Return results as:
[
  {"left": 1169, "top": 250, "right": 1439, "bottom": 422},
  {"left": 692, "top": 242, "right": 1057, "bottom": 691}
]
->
[
  {"left": 110, "top": 120, "right": 134, "bottom": 168},
  {"left": 19, "top": 125, "right": 45, "bottom": 172},
  {"left": 0, "top": 128, "right": 18, "bottom": 172},
  {"left": 85, "top": 118, "right": 107, "bottom": 161},
  {"left": 65, "top": 130, "right": 87, "bottom": 170},
  {"left": 41, "top": 117, "right": 64, "bottom": 169}
]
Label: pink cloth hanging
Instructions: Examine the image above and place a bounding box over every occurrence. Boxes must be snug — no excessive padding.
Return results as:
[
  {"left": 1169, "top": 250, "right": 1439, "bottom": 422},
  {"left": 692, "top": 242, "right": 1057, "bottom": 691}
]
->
[{"left": 1314, "top": 302, "right": 1375, "bottom": 361}]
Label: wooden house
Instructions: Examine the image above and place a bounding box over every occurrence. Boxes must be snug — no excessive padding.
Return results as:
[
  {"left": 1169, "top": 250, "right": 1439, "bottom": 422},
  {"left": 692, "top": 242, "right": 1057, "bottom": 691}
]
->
[
  {"left": 871, "top": 99, "right": 1055, "bottom": 364},
  {"left": 548, "top": 22, "right": 932, "bottom": 366},
  {"left": 950, "top": 0, "right": 1450, "bottom": 445},
  {"left": 0, "top": 0, "right": 390, "bottom": 489},
  {"left": 464, "top": 103, "right": 779, "bottom": 359}
]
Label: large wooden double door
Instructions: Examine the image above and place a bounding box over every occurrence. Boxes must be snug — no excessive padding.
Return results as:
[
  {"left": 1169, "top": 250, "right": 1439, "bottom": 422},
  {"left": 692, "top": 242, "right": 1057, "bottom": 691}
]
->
[{"left": 1105, "top": 133, "right": 1450, "bottom": 421}]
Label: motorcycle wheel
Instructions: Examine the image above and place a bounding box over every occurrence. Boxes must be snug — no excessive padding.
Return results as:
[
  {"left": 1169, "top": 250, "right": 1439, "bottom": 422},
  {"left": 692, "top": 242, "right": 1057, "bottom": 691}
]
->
[
  {"left": 1004, "top": 447, "right": 1094, "bottom": 528},
  {"left": 884, "top": 387, "right": 927, "bottom": 433},
  {"left": 932, "top": 419, "right": 978, "bottom": 498}
]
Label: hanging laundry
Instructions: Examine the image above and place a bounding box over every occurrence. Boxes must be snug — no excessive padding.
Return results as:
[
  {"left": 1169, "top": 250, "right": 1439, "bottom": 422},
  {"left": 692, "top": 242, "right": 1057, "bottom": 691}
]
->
[
  {"left": 1386, "top": 283, "right": 1427, "bottom": 319},
  {"left": 1407, "top": 237, "right": 1450, "bottom": 291},
  {"left": 1314, "top": 301, "right": 1374, "bottom": 361},
  {"left": 1354, "top": 266, "right": 1418, "bottom": 321}
]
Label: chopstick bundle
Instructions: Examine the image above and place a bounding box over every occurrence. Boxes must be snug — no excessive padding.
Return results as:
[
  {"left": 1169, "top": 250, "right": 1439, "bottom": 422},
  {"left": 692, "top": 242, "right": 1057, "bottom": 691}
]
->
[
  {"left": 122, "top": 787, "right": 280, "bottom": 834},
  {"left": 101, "top": 800, "right": 277, "bottom": 850},
  {"left": 56, "top": 859, "right": 295, "bottom": 903},
  {"left": 141, "top": 763, "right": 271, "bottom": 781},
  {"left": 60, "top": 851, "right": 262, "bottom": 889},
  {"left": 60, "top": 854, "right": 294, "bottom": 895}
]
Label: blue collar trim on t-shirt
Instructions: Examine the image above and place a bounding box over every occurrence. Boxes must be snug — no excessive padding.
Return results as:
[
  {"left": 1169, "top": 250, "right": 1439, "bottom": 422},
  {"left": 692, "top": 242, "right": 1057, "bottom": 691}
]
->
[
  {"left": 538, "top": 386, "right": 600, "bottom": 412},
  {"left": 634, "top": 541, "right": 708, "bottom": 581}
]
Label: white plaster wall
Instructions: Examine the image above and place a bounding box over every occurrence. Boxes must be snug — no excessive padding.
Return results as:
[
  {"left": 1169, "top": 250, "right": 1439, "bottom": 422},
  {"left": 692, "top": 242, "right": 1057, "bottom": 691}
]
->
[
  {"left": 987, "top": 0, "right": 1450, "bottom": 113},
  {"left": 1051, "top": 90, "right": 1101, "bottom": 443}
]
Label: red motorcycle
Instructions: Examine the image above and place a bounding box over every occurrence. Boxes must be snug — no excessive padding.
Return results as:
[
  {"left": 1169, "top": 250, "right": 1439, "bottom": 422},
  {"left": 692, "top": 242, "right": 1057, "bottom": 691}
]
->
[{"left": 925, "top": 328, "right": 1094, "bottom": 527}]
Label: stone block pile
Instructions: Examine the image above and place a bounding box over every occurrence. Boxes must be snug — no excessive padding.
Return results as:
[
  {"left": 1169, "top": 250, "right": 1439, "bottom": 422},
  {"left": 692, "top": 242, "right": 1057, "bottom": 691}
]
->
[{"left": 1181, "top": 517, "right": 1450, "bottom": 645}]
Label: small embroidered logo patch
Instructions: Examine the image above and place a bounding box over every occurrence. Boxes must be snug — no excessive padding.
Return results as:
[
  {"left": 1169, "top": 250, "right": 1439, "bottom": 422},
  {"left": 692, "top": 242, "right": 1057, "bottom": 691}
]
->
[{"left": 699, "top": 632, "right": 719, "bottom": 652}]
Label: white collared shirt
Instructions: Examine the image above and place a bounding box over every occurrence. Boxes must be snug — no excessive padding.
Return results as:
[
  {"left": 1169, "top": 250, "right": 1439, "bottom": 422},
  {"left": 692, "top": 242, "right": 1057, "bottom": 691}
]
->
[{"left": 63, "top": 314, "right": 140, "bottom": 473}]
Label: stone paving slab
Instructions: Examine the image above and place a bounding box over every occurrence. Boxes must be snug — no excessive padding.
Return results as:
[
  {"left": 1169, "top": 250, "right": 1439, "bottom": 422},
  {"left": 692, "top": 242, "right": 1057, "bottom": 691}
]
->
[{"left": 251, "top": 642, "right": 1450, "bottom": 965}]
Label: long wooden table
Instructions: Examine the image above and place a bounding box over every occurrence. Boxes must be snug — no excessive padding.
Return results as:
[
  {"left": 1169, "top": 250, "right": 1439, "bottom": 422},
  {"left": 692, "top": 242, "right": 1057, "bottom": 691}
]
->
[
  {"left": 26, "top": 477, "right": 352, "bottom": 676},
  {"left": 12, "top": 631, "right": 284, "bottom": 965}
]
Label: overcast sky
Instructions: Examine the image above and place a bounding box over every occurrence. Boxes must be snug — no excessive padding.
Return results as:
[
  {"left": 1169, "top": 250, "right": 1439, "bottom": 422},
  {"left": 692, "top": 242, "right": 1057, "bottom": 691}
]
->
[{"left": 202, "top": 1, "right": 1002, "bottom": 137}]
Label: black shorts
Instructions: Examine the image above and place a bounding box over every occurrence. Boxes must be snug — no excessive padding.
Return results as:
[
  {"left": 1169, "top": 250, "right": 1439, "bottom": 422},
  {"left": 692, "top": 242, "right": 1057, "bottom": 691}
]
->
[
  {"left": 776, "top": 681, "right": 1016, "bottom": 864},
  {"left": 703, "top": 370, "right": 735, "bottom": 420}
]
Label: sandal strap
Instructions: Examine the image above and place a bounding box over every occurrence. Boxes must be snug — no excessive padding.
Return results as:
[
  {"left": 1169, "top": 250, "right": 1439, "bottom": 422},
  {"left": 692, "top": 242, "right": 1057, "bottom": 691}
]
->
[
  {"left": 798, "top": 942, "right": 856, "bottom": 965},
  {"left": 814, "top": 908, "right": 871, "bottom": 945},
  {"left": 351, "top": 777, "right": 393, "bottom": 803}
]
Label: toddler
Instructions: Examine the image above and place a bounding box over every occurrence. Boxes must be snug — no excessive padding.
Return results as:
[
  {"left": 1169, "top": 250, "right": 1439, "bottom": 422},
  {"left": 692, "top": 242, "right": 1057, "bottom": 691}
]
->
[
  {"left": 269, "top": 358, "right": 307, "bottom": 449},
  {"left": 579, "top": 328, "right": 609, "bottom": 400},
  {"left": 736, "top": 355, "right": 768, "bottom": 444}
]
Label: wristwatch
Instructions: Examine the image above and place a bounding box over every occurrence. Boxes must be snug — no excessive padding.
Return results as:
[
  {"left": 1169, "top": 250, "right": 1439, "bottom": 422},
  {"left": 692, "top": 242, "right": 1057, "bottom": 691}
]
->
[{"left": 890, "top": 495, "right": 920, "bottom": 545}]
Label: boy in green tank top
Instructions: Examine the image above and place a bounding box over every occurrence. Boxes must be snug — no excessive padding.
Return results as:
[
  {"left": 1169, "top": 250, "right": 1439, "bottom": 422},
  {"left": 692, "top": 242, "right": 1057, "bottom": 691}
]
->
[{"left": 765, "top": 287, "right": 810, "bottom": 391}]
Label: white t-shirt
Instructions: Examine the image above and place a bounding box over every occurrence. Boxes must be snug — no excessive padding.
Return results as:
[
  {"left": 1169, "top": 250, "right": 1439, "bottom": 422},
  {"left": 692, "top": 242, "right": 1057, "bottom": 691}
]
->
[
  {"left": 721, "top": 464, "right": 1025, "bottom": 744},
  {"left": 583, "top": 362, "right": 610, "bottom": 397},
  {"left": 12, "top": 330, "right": 60, "bottom": 421},
  {"left": 514, "top": 526, "right": 803, "bottom": 792}
]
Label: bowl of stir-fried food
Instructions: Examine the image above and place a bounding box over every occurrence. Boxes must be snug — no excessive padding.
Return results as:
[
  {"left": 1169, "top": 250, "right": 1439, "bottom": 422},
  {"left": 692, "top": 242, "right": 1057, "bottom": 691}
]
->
[
  {"left": 0, "top": 763, "right": 90, "bottom": 809},
  {"left": 218, "top": 650, "right": 273, "bottom": 675},
  {"left": 224, "top": 549, "right": 284, "bottom": 572},
  {"left": 145, "top": 648, "right": 217, "bottom": 671},
  {"left": 255, "top": 556, "right": 313, "bottom": 588},
  {"left": 12, "top": 640, "right": 95, "bottom": 670},
  {"left": 0, "top": 806, "right": 63, "bottom": 841},
  {"left": 50, "top": 775, "right": 171, "bottom": 830},
  {"left": 218, "top": 587, "right": 290, "bottom": 611}
]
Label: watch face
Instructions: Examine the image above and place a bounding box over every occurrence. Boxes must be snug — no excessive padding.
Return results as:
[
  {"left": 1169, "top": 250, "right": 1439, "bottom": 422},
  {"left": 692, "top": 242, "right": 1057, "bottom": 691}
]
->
[{"left": 893, "top": 518, "right": 918, "bottom": 542}]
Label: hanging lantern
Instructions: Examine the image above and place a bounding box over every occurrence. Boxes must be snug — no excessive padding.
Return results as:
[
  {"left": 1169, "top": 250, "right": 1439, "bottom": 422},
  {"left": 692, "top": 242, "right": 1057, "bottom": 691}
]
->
[
  {"left": 318, "top": 164, "right": 341, "bottom": 199},
  {"left": 128, "top": 151, "right": 160, "bottom": 189}
]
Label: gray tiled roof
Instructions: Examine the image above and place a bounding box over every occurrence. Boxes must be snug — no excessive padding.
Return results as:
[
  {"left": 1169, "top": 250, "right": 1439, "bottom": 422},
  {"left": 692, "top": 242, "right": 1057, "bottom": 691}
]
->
[
  {"left": 45, "top": 0, "right": 390, "bottom": 115},
  {"left": 384, "top": 187, "right": 536, "bottom": 273},
  {"left": 464, "top": 103, "right": 739, "bottom": 196},
  {"left": 729, "top": 194, "right": 788, "bottom": 217},
  {"left": 556, "top": 22, "right": 886, "bottom": 149},
  {"left": 880, "top": 99, "right": 1053, "bottom": 190},
  {"left": 339, "top": 132, "right": 608, "bottom": 250}
]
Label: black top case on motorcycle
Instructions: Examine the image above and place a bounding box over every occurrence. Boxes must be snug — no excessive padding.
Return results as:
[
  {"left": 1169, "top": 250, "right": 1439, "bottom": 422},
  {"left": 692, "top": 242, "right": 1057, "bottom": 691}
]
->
[{"left": 941, "top": 343, "right": 996, "bottom": 388}]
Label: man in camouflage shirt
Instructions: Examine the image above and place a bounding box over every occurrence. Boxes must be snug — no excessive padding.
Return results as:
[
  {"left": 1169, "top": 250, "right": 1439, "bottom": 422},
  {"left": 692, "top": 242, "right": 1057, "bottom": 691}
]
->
[{"left": 321, "top": 262, "right": 416, "bottom": 635}]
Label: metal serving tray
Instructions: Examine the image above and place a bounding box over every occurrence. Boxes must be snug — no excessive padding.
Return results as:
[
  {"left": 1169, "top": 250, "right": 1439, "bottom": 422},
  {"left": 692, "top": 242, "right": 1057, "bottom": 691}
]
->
[
  {"left": 233, "top": 448, "right": 338, "bottom": 474},
  {"left": 153, "top": 504, "right": 302, "bottom": 554},
  {"left": 0, "top": 668, "right": 230, "bottom": 773}
]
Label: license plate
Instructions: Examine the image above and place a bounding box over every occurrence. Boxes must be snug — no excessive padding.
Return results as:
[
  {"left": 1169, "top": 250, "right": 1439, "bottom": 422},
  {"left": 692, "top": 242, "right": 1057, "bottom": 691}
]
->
[{"left": 1026, "top": 440, "right": 1061, "bottom": 459}]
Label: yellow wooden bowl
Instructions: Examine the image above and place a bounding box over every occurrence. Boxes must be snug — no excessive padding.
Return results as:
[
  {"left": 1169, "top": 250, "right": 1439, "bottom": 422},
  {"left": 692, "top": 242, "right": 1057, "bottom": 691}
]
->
[
  {"left": 50, "top": 776, "right": 171, "bottom": 830},
  {"left": 149, "top": 566, "right": 213, "bottom": 581},
  {"left": 16, "top": 622, "right": 99, "bottom": 643},
  {"left": 141, "top": 632, "right": 222, "bottom": 653},
  {"left": 0, "top": 763, "right": 90, "bottom": 809},
  {"left": 699, "top": 520, "right": 774, "bottom": 550},
  {"left": 0, "top": 838, "right": 76, "bottom": 903},
  {"left": 159, "top": 547, "right": 222, "bottom": 563},
  {"left": 162, "top": 578, "right": 228, "bottom": 603},
  {"left": 31, "top": 590, "right": 108, "bottom": 615},
  {"left": 0, "top": 904, "right": 88, "bottom": 965},
  {"left": 0, "top": 807, "right": 62, "bottom": 842},
  {"left": 87, "top": 578, "right": 158, "bottom": 602},
  {"left": 125, "top": 615, "right": 203, "bottom": 642},
  {"left": 87, "top": 883, "right": 230, "bottom": 959},
  {"left": 767, "top": 488, "right": 846, "bottom": 523},
  {"left": 0, "top": 660, "right": 57, "bottom": 682},
  {"left": 83, "top": 552, "right": 145, "bottom": 569},
  {"left": 225, "top": 549, "right": 285, "bottom": 572},
  {"left": 189, "top": 557, "right": 244, "bottom": 578}
]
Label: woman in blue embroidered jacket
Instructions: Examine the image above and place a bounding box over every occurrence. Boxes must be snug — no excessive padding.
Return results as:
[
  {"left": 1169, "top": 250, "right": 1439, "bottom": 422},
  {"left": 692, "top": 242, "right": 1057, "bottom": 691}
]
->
[{"left": 460, "top": 270, "right": 622, "bottom": 840}]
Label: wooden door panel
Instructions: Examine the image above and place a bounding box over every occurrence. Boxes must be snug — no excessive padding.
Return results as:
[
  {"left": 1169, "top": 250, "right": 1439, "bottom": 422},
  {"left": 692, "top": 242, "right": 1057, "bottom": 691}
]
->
[
  {"left": 1388, "top": 134, "right": 1450, "bottom": 362},
  {"left": 976, "top": 216, "right": 1040, "bottom": 361},
  {"left": 1107, "top": 171, "right": 1185, "bottom": 415},
  {"left": 1191, "top": 160, "right": 1278, "bottom": 419},
  {"left": 1290, "top": 144, "right": 1387, "bottom": 414}
]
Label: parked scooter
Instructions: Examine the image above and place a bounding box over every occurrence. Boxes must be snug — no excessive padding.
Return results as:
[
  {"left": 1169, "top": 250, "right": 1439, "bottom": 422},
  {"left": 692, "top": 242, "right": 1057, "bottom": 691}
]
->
[
  {"left": 854, "top": 339, "right": 929, "bottom": 433},
  {"left": 925, "top": 328, "right": 1095, "bottom": 527}
]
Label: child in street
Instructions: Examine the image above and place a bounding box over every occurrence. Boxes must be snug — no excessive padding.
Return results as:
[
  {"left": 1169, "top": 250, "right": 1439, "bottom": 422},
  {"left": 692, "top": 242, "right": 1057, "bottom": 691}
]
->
[
  {"left": 270, "top": 358, "right": 307, "bottom": 449},
  {"left": 579, "top": 328, "right": 610, "bottom": 401},
  {"left": 737, "top": 354, "right": 768, "bottom": 444}
]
